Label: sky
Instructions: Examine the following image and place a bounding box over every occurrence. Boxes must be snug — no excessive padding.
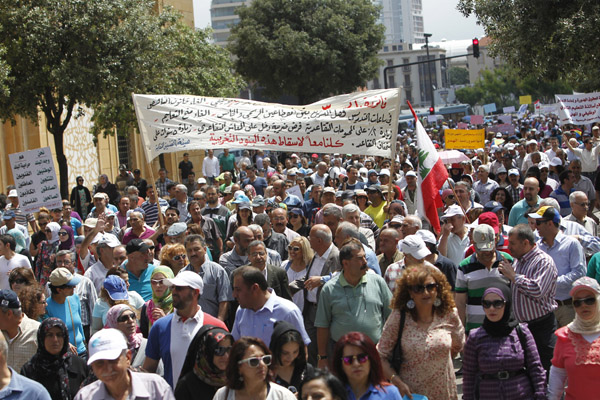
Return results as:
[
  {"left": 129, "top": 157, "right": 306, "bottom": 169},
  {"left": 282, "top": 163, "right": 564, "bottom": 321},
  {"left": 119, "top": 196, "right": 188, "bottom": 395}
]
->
[{"left": 192, "top": 0, "right": 485, "bottom": 41}]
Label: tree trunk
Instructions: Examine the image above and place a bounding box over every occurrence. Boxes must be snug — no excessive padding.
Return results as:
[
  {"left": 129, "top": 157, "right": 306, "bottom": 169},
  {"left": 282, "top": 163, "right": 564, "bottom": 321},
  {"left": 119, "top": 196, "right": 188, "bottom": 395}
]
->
[{"left": 52, "top": 128, "right": 69, "bottom": 200}]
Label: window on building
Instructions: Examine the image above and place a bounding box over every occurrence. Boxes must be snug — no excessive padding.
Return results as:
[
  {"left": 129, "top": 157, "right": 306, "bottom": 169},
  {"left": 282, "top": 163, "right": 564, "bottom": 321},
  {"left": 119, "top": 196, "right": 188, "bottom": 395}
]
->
[
  {"left": 373, "top": 77, "right": 380, "bottom": 89},
  {"left": 404, "top": 74, "right": 411, "bottom": 87},
  {"left": 389, "top": 75, "right": 396, "bottom": 88},
  {"left": 405, "top": 89, "right": 412, "bottom": 103},
  {"left": 383, "top": 46, "right": 389, "bottom": 52}
]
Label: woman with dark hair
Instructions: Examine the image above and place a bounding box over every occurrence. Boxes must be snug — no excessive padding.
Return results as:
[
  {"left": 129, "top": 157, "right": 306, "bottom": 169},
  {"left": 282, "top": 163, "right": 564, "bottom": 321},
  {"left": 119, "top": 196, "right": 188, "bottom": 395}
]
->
[
  {"left": 18, "top": 284, "right": 47, "bottom": 322},
  {"left": 377, "top": 264, "right": 464, "bottom": 399},
  {"left": 331, "top": 332, "right": 401, "bottom": 400},
  {"left": 21, "top": 318, "right": 88, "bottom": 400},
  {"left": 176, "top": 325, "right": 233, "bottom": 399},
  {"left": 94, "top": 174, "right": 119, "bottom": 205},
  {"left": 35, "top": 221, "right": 61, "bottom": 285},
  {"left": 300, "top": 368, "right": 347, "bottom": 400},
  {"left": 70, "top": 176, "right": 91, "bottom": 219},
  {"left": 269, "top": 321, "right": 313, "bottom": 394},
  {"left": 462, "top": 283, "right": 546, "bottom": 400},
  {"left": 490, "top": 186, "right": 514, "bottom": 214},
  {"left": 355, "top": 190, "right": 370, "bottom": 212},
  {"left": 213, "top": 336, "right": 296, "bottom": 400},
  {"left": 225, "top": 202, "right": 253, "bottom": 245},
  {"left": 8, "top": 267, "right": 36, "bottom": 294},
  {"left": 288, "top": 209, "right": 310, "bottom": 237},
  {"left": 58, "top": 225, "right": 75, "bottom": 252}
]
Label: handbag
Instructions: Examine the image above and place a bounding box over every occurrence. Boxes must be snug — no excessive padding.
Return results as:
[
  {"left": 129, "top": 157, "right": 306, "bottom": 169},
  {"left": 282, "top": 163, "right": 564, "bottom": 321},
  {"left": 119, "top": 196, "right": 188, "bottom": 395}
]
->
[{"left": 389, "top": 310, "right": 406, "bottom": 371}]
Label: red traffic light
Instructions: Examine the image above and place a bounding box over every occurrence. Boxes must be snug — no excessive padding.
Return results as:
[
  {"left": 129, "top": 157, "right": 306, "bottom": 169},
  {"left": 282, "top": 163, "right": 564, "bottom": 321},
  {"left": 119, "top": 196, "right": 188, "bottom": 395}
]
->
[
  {"left": 472, "top": 38, "right": 480, "bottom": 58},
  {"left": 429, "top": 106, "right": 435, "bottom": 115},
  {"left": 473, "top": 38, "right": 479, "bottom": 45}
]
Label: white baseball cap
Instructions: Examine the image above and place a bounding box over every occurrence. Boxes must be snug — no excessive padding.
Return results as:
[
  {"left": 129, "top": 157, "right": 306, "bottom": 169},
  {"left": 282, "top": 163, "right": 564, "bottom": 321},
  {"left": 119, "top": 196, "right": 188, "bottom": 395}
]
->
[
  {"left": 441, "top": 205, "right": 464, "bottom": 220},
  {"left": 87, "top": 328, "right": 128, "bottom": 365},
  {"left": 163, "top": 271, "right": 204, "bottom": 293},
  {"left": 401, "top": 235, "right": 431, "bottom": 260}
]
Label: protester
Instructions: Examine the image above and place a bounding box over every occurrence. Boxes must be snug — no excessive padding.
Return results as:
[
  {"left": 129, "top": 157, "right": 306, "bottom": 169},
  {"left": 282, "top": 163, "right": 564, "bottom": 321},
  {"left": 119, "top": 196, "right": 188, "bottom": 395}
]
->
[
  {"left": 269, "top": 321, "right": 313, "bottom": 394},
  {"left": 140, "top": 266, "right": 174, "bottom": 338},
  {"left": 17, "top": 285, "right": 46, "bottom": 322},
  {"left": 299, "top": 368, "right": 347, "bottom": 400},
  {"left": 105, "top": 304, "right": 149, "bottom": 370}
]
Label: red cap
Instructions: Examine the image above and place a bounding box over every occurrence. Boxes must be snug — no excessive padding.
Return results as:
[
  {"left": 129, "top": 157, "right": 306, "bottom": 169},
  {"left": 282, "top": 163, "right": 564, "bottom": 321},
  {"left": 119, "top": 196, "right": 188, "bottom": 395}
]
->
[
  {"left": 478, "top": 212, "right": 499, "bottom": 234},
  {"left": 451, "top": 163, "right": 461, "bottom": 169},
  {"left": 311, "top": 154, "right": 318, "bottom": 159}
]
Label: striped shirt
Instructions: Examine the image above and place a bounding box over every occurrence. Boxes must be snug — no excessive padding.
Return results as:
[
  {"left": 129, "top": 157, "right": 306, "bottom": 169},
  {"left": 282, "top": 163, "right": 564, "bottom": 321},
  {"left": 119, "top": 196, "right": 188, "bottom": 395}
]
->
[
  {"left": 511, "top": 245, "right": 558, "bottom": 322},
  {"left": 4, "top": 204, "right": 34, "bottom": 229},
  {"left": 456, "top": 251, "right": 512, "bottom": 333},
  {"left": 140, "top": 198, "right": 169, "bottom": 227},
  {"left": 506, "top": 184, "right": 523, "bottom": 206},
  {"left": 549, "top": 186, "right": 573, "bottom": 217}
]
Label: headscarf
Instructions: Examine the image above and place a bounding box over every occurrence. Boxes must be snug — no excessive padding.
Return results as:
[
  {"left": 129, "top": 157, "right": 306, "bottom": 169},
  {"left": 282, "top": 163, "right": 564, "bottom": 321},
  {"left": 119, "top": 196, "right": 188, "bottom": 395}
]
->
[
  {"left": 567, "top": 277, "right": 600, "bottom": 335},
  {"left": 146, "top": 266, "right": 174, "bottom": 327},
  {"left": 481, "top": 283, "right": 519, "bottom": 337},
  {"left": 6, "top": 228, "right": 26, "bottom": 253},
  {"left": 99, "top": 174, "right": 110, "bottom": 189},
  {"left": 58, "top": 225, "right": 75, "bottom": 251},
  {"left": 75, "top": 176, "right": 85, "bottom": 188},
  {"left": 29, "top": 318, "right": 72, "bottom": 400},
  {"left": 105, "top": 304, "right": 143, "bottom": 350},
  {"left": 46, "top": 222, "right": 61, "bottom": 244},
  {"left": 180, "top": 325, "right": 232, "bottom": 388}
]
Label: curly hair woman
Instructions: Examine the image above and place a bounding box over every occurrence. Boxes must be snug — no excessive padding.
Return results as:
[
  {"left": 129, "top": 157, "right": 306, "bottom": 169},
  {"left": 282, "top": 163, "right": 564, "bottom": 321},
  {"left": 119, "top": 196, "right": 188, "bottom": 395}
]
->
[{"left": 376, "top": 264, "right": 464, "bottom": 400}]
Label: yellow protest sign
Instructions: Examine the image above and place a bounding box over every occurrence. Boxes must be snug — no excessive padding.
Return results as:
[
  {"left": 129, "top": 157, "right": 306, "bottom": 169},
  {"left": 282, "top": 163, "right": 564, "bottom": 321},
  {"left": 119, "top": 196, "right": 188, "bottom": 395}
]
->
[
  {"left": 445, "top": 129, "right": 485, "bottom": 149},
  {"left": 519, "top": 95, "right": 532, "bottom": 105}
]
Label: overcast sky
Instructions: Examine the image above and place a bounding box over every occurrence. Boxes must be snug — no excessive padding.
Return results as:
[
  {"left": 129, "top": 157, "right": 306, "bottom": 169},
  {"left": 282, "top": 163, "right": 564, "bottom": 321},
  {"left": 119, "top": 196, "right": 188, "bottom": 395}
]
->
[{"left": 193, "top": 0, "right": 485, "bottom": 41}]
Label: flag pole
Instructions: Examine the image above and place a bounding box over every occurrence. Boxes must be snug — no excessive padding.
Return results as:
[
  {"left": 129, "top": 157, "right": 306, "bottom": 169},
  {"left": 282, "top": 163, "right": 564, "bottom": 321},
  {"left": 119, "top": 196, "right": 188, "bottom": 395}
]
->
[{"left": 386, "top": 89, "right": 402, "bottom": 215}]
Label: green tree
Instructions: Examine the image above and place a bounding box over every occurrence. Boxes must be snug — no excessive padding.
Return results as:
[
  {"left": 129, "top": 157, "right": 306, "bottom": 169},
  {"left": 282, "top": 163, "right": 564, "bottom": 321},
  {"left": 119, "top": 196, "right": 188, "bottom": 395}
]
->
[
  {"left": 228, "top": 0, "right": 385, "bottom": 104},
  {"left": 0, "top": 0, "right": 243, "bottom": 198},
  {"left": 457, "top": 0, "right": 600, "bottom": 90},
  {"left": 448, "top": 67, "right": 469, "bottom": 85}
]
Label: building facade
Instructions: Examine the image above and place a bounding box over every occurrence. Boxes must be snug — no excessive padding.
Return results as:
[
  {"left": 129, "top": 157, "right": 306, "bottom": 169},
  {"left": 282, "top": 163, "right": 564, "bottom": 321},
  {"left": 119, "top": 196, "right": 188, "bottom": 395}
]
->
[
  {"left": 374, "top": 0, "right": 424, "bottom": 46},
  {"left": 467, "top": 37, "right": 504, "bottom": 83}
]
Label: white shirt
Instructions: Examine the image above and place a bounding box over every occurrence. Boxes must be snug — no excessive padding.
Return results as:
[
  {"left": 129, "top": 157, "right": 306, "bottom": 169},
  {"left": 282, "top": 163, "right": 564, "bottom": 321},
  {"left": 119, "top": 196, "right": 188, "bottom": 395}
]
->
[
  {"left": 202, "top": 156, "right": 220, "bottom": 178},
  {"left": 0, "top": 254, "right": 31, "bottom": 290},
  {"left": 84, "top": 260, "right": 111, "bottom": 294},
  {"left": 170, "top": 307, "right": 204, "bottom": 386},
  {"left": 569, "top": 145, "right": 600, "bottom": 172},
  {"left": 306, "top": 244, "right": 333, "bottom": 303},
  {"left": 444, "top": 231, "right": 471, "bottom": 265},
  {"left": 310, "top": 172, "right": 328, "bottom": 186},
  {"left": 283, "top": 227, "right": 300, "bottom": 243}
]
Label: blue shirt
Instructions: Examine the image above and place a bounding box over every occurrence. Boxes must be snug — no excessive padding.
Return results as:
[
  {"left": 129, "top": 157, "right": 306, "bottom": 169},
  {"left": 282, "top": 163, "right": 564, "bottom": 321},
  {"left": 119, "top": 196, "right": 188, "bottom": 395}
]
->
[
  {"left": 0, "top": 368, "right": 51, "bottom": 400},
  {"left": 508, "top": 196, "right": 541, "bottom": 226},
  {"left": 549, "top": 186, "right": 573, "bottom": 217},
  {"left": 242, "top": 177, "right": 267, "bottom": 196},
  {"left": 538, "top": 231, "right": 586, "bottom": 300},
  {"left": 345, "top": 383, "right": 402, "bottom": 400},
  {"left": 125, "top": 261, "right": 155, "bottom": 301},
  {"left": 363, "top": 244, "right": 381, "bottom": 275},
  {"left": 45, "top": 295, "right": 86, "bottom": 355},
  {"left": 270, "top": 194, "right": 303, "bottom": 210},
  {"left": 146, "top": 314, "right": 175, "bottom": 387},
  {"left": 231, "top": 290, "right": 310, "bottom": 347}
]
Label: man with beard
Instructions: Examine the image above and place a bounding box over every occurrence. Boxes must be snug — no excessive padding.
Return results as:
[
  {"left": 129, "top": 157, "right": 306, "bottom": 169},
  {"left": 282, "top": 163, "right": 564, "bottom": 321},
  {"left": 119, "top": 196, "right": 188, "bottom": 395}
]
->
[
  {"left": 143, "top": 271, "right": 227, "bottom": 388},
  {"left": 508, "top": 177, "right": 541, "bottom": 226}
]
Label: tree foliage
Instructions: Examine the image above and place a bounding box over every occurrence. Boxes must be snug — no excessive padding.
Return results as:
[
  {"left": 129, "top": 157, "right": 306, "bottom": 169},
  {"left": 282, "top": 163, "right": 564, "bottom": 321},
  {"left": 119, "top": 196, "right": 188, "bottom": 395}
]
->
[
  {"left": 448, "top": 67, "right": 469, "bottom": 85},
  {"left": 228, "top": 0, "right": 385, "bottom": 104},
  {"left": 456, "top": 66, "right": 572, "bottom": 108},
  {"left": 457, "top": 0, "right": 600, "bottom": 90},
  {"left": 0, "top": 0, "right": 243, "bottom": 198}
]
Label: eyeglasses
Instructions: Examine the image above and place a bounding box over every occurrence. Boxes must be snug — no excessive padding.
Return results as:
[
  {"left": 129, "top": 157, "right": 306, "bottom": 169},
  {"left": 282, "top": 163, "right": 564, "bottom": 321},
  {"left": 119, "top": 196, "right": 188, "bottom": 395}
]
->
[
  {"left": 214, "top": 346, "right": 232, "bottom": 356},
  {"left": 409, "top": 283, "right": 438, "bottom": 294},
  {"left": 341, "top": 353, "right": 369, "bottom": 366},
  {"left": 573, "top": 297, "right": 597, "bottom": 308},
  {"left": 290, "top": 214, "right": 300, "bottom": 219},
  {"left": 55, "top": 260, "right": 71, "bottom": 266},
  {"left": 482, "top": 299, "right": 506, "bottom": 309},
  {"left": 117, "top": 313, "right": 137, "bottom": 323},
  {"left": 575, "top": 202, "right": 590, "bottom": 208},
  {"left": 58, "top": 231, "right": 68, "bottom": 236},
  {"left": 288, "top": 246, "right": 301, "bottom": 252},
  {"left": 173, "top": 254, "right": 187, "bottom": 261},
  {"left": 535, "top": 219, "right": 549, "bottom": 226},
  {"left": 238, "top": 355, "right": 272, "bottom": 367},
  {"left": 45, "top": 229, "right": 52, "bottom": 233}
]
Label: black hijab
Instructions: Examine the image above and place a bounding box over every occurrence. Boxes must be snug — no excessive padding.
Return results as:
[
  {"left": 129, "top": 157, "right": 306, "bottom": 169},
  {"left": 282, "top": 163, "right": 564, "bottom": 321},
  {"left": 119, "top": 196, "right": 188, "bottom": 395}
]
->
[
  {"left": 481, "top": 282, "right": 519, "bottom": 337},
  {"left": 32, "top": 318, "right": 72, "bottom": 399}
]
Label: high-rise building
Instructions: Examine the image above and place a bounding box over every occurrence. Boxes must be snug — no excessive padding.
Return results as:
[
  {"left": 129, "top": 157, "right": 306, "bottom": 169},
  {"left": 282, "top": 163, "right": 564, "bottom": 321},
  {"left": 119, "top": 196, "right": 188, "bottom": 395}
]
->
[
  {"left": 211, "top": 0, "right": 249, "bottom": 46},
  {"left": 374, "top": 0, "right": 424, "bottom": 46}
]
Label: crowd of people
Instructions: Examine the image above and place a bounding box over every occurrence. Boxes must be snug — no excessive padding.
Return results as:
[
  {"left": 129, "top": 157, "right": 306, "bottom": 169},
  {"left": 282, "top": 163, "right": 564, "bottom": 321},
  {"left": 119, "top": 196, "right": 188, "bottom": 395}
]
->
[{"left": 0, "top": 117, "right": 600, "bottom": 400}]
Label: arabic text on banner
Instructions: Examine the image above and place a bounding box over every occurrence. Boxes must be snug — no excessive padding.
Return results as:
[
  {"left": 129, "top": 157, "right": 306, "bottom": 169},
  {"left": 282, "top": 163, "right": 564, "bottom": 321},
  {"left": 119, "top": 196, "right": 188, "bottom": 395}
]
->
[
  {"left": 444, "top": 129, "right": 485, "bottom": 150},
  {"left": 486, "top": 124, "right": 516, "bottom": 135},
  {"left": 9, "top": 147, "right": 62, "bottom": 213},
  {"left": 555, "top": 92, "right": 600, "bottom": 125},
  {"left": 132, "top": 90, "right": 401, "bottom": 161}
]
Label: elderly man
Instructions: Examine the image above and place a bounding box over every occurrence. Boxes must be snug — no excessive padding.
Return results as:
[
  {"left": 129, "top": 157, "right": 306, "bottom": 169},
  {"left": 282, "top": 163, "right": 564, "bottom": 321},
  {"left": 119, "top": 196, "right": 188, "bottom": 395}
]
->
[
  {"left": 569, "top": 159, "right": 597, "bottom": 220},
  {"left": 508, "top": 177, "right": 541, "bottom": 226},
  {"left": 247, "top": 224, "right": 282, "bottom": 265},
  {"left": 122, "top": 211, "right": 155, "bottom": 245},
  {"left": 499, "top": 224, "right": 558, "bottom": 371},
  {"left": 315, "top": 238, "right": 392, "bottom": 369},
  {"left": 4, "top": 190, "right": 37, "bottom": 233},
  {"left": 565, "top": 191, "right": 598, "bottom": 236},
  {"left": 85, "top": 235, "right": 121, "bottom": 294},
  {"left": 231, "top": 266, "right": 309, "bottom": 347},
  {"left": 0, "top": 211, "right": 30, "bottom": 248},
  {"left": 438, "top": 205, "right": 470, "bottom": 265},
  {"left": 124, "top": 239, "right": 156, "bottom": 301},
  {"left": 77, "top": 328, "right": 173, "bottom": 400},
  {"left": 310, "top": 162, "right": 329, "bottom": 186},
  {"left": 168, "top": 184, "right": 190, "bottom": 222},
  {"left": 245, "top": 240, "right": 291, "bottom": 300},
  {"left": 376, "top": 228, "right": 402, "bottom": 276},
  {"left": 180, "top": 235, "right": 231, "bottom": 321},
  {"left": 400, "top": 215, "right": 421, "bottom": 239},
  {"left": 0, "top": 290, "right": 40, "bottom": 371},
  {"left": 334, "top": 222, "right": 381, "bottom": 275},
  {"left": 342, "top": 204, "right": 375, "bottom": 250},
  {"left": 270, "top": 207, "right": 299, "bottom": 243},
  {"left": 0, "top": 333, "right": 50, "bottom": 399},
  {"left": 528, "top": 206, "right": 586, "bottom": 327},
  {"left": 218, "top": 226, "right": 254, "bottom": 276},
  {"left": 143, "top": 271, "right": 226, "bottom": 387}
]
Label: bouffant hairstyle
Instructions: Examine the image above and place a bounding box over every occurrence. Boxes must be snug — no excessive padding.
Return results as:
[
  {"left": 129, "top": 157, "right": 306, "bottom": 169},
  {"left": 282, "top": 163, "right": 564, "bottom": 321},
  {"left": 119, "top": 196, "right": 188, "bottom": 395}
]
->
[
  {"left": 392, "top": 264, "right": 455, "bottom": 321},
  {"left": 159, "top": 243, "right": 187, "bottom": 268},
  {"left": 8, "top": 267, "right": 36, "bottom": 290},
  {"left": 226, "top": 337, "right": 271, "bottom": 390},
  {"left": 18, "top": 285, "right": 46, "bottom": 320}
]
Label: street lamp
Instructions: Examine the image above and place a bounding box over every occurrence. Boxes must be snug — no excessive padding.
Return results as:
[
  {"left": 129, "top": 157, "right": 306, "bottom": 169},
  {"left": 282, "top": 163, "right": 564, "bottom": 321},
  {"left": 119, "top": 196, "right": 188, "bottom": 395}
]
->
[{"left": 424, "top": 33, "right": 434, "bottom": 113}]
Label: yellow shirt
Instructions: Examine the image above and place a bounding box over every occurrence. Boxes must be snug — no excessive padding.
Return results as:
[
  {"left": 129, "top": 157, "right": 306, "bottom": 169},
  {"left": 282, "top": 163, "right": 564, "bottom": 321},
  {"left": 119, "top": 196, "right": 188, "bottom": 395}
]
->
[{"left": 365, "top": 201, "right": 387, "bottom": 228}]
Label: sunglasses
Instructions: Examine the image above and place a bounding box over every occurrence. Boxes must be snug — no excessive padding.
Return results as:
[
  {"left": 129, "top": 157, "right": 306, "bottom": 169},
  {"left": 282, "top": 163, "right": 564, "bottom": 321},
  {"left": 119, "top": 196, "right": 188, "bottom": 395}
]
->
[
  {"left": 117, "top": 313, "right": 137, "bottom": 323},
  {"left": 173, "top": 254, "right": 187, "bottom": 261},
  {"left": 151, "top": 279, "right": 165, "bottom": 285},
  {"left": 573, "top": 297, "right": 596, "bottom": 308},
  {"left": 409, "top": 283, "right": 438, "bottom": 294},
  {"left": 238, "top": 355, "right": 272, "bottom": 367},
  {"left": 482, "top": 299, "right": 506, "bottom": 309},
  {"left": 214, "top": 346, "right": 232, "bottom": 356},
  {"left": 287, "top": 246, "right": 301, "bottom": 252},
  {"left": 341, "top": 353, "right": 369, "bottom": 366},
  {"left": 10, "top": 278, "right": 27, "bottom": 285},
  {"left": 58, "top": 231, "right": 68, "bottom": 236},
  {"left": 389, "top": 224, "right": 402, "bottom": 229},
  {"left": 535, "top": 219, "right": 549, "bottom": 226},
  {"left": 290, "top": 214, "right": 300, "bottom": 218}
]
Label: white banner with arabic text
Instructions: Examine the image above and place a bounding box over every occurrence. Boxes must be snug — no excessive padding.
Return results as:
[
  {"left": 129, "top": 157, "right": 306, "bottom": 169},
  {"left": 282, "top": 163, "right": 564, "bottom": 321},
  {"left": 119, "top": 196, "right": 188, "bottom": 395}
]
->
[{"left": 555, "top": 92, "right": 600, "bottom": 125}]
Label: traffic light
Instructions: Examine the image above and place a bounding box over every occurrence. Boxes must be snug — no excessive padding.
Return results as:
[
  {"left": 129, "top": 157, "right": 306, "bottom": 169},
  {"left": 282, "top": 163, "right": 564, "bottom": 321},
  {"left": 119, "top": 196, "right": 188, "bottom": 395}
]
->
[
  {"left": 472, "top": 38, "right": 480, "bottom": 58},
  {"left": 429, "top": 106, "right": 435, "bottom": 115}
]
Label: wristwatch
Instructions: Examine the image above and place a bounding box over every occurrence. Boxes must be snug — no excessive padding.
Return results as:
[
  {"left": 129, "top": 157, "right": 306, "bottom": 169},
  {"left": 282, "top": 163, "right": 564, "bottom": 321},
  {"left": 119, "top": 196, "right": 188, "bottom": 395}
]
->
[{"left": 317, "top": 354, "right": 328, "bottom": 361}]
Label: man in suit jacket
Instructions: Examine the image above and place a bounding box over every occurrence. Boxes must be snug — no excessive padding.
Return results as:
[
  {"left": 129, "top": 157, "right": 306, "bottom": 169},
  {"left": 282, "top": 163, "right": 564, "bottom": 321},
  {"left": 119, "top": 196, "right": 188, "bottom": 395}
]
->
[
  {"left": 303, "top": 224, "right": 340, "bottom": 364},
  {"left": 246, "top": 240, "right": 292, "bottom": 300}
]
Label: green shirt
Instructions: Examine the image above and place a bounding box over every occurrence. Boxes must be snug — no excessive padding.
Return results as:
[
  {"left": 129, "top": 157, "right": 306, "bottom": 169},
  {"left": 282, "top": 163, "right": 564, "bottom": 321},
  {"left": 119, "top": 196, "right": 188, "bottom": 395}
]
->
[
  {"left": 315, "top": 272, "right": 392, "bottom": 343},
  {"left": 219, "top": 153, "right": 236, "bottom": 171}
]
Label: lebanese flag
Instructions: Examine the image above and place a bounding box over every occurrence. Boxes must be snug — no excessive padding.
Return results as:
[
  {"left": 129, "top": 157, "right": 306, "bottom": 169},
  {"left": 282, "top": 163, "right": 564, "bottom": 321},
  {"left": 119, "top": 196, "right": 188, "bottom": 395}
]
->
[{"left": 407, "top": 102, "right": 448, "bottom": 233}]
